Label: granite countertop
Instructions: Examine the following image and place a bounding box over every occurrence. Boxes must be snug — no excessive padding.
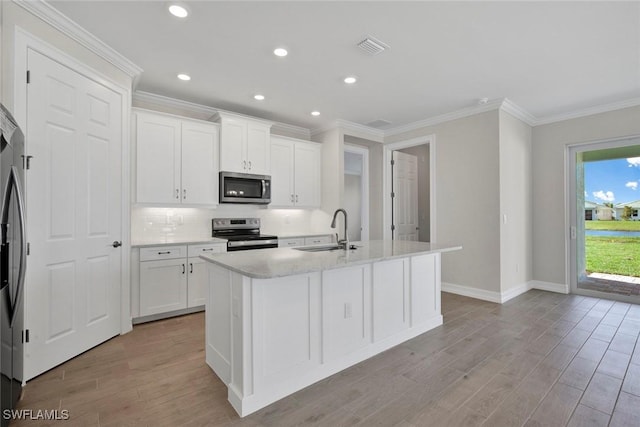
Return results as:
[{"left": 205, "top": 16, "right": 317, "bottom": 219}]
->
[
  {"left": 132, "top": 237, "right": 227, "bottom": 248},
  {"left": 200, "top": 240, "right": 462, "bottom": 279}
]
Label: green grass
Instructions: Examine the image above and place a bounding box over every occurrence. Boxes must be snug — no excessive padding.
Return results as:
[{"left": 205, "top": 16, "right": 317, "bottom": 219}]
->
[
  {"left": 586, "top": 236, "right": 640, "bottom": 277},
  {"left": 585, "top": 221, "right": 640, "bottom": 231}
]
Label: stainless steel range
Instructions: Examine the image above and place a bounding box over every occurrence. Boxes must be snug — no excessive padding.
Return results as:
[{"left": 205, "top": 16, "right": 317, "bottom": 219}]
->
[{"left": 212, "top": 218, "right": 278, "bottom": 252}]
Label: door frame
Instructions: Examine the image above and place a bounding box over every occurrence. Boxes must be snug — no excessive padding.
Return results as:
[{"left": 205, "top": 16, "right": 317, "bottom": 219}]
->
[
  {"left": 13, "top": 27, "right": 133, "bottom": 340},
  {"left": 344, "top": 144, "right": 370, "bottom": 241},
  {"left": 383, "top": 135, "right": 436, "bottom": 242},
  {"left": 566, "top": 134, "right": 640, "bottom": 302}
]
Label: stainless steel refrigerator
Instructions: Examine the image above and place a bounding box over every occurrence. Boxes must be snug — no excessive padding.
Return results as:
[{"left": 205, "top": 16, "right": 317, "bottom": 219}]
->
[{"left": 0, "top": 104, "right": 26, "bottom": 425}]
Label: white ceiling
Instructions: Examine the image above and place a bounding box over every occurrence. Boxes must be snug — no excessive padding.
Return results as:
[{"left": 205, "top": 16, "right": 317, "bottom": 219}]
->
[{"left": 49, "top": 1, "right": 640, "bottom": 131}]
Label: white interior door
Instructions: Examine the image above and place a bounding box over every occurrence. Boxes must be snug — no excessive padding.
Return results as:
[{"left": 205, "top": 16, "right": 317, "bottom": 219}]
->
[
  {"left": 392, "top": 151, "right": 419, "bottom": 241},
  {"left": 25, "top": 49, "right": 122, "bottom": 379}
]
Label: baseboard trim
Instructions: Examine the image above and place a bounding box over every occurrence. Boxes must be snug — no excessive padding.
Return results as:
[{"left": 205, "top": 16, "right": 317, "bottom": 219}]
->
[
  {"left": 500, "top": 283, "right": 532, "bottom": 303},
  {"left": 443, "top": 280, "right": 569, "bottom": 304},
  {"left": 442, "top": 282, "right": 503, "bottom": 303},
  {"left": 529, "top": 280, "right": 569, "bottom": 294}
]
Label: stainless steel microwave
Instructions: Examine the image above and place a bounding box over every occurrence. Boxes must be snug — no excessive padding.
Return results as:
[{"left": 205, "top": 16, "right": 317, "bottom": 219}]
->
[{"left": 219, "top": 172, "right": 271, "bottom": 204}]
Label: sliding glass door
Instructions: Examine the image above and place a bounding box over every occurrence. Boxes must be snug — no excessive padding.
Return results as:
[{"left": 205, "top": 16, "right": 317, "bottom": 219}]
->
[{"left": 568, "top": 137, "right": 640, "bottom": 303}]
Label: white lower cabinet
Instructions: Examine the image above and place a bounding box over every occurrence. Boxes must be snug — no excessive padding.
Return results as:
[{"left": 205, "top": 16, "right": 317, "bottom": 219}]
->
[
  {"left": 136, "top": 243, "right": 226, "bottom": 319},
  {"left": 140, "top": 258, "right": 188, "bottom": 316}
]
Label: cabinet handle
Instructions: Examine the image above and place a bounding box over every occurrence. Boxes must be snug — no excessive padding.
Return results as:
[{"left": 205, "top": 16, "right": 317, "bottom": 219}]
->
[
  {"left": 175, "top": 189, "right": 179, "bottom": 199},
  {"left": 182, "top": 264, "right": 185, "bottom": 274},
  {"left": 296, "top": 194, "right": 299, "bottom": 203},
  {"left": 183, "top": 188, "right": 187, "bottom": 199},
  {"left": 190, "top": 263, "right": 193, "bottom": 274},
  {"left": 248, "top": 161, "right": 252, "bottom": 170},
  {"left": 290, "top": 194, "right": 294, "bottom": 202},
  {"left": 243, "top": 160, "right": 247, "bottom": 170},
  {"left": 157, "top": 251, "right": 171, "bottom": 255},
  {"left": 201, "top": 248, "right": 214, "bottom": 251}
]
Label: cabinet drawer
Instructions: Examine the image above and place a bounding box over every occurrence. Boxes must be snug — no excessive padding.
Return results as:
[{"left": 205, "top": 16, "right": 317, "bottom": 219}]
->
[
  {"left": 279, "top": 238, "right": 304, "bottom": 248},
  {"left": 139, "top": 245, "right": 187, "bottom": 261},
  {"left": 188, "top": 243, "right": 226, "bottom": 258},
  {"left": 304, "top": 236, "right": 332, "bottom": 245}
]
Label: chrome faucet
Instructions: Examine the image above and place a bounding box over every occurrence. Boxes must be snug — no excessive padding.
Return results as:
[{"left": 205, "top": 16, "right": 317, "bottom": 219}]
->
[{"left": 331, "top": 208, "right": 349, "bottom": 250}]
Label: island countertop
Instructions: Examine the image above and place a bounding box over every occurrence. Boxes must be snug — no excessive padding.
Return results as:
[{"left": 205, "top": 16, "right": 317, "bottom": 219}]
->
[{"left": 200, "top": 240, "right": 461, "bottom": 279}]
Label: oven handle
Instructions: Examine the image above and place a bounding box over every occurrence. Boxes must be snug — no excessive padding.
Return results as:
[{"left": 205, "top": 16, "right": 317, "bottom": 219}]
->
[{"left": 227, "top": 239, "right": 279, "bottom": 248}]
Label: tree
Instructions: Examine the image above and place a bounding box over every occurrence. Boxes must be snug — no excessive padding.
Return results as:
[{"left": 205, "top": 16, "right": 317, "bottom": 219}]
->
[{"left": 622, "top": 205, "right": 633, "bottom": 220}]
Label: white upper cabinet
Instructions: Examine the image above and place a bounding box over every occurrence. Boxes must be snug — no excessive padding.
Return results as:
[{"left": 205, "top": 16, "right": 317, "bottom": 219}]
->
[
  {"left": 136, "top": 112, "right": 181, "bottom": 204},
  {"left": 181, "top": 121, "right": 219, "bottom": 205},
  {"left": 216, "top": 112, "right": 272, "bottom": 175},
  {"left": 270, "top": 136, "right": 321, "bottom": 208},
  {"left": 135, "top": 109, "right": 219, "bottom": 205}
]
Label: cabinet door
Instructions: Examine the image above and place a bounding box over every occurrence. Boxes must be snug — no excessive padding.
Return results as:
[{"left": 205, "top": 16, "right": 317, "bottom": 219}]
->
[
  {"left": 187, "top": 244, "right": 225, "bottom": 308},
  {"left": 182, "top": 121, "right": 219, "bottom": 205},
  {"left": 270, "top": 138, "right": 295, "bottom": 206},
  {"left": 140, "top": 258, "right": 188, "bottom": 316},
  {"left": 136, "top": 112, "right": 181, "bottom": 203},
  {"left": 188, "top": 258, "right": 208, "bottom": 307},
  {"left": 294, "top": 142, "right": 321, "bottom": 207},
  {"left": 246, "top": 122, "right": 271, "bottom": 175},
  {"left": 219, "top": 117, "right": 246, "bottom": 173}
]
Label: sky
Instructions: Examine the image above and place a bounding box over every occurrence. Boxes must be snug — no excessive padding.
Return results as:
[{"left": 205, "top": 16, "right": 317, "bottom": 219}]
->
[{"left": 585, "top": 157, "right": 640, "bottom": 205}]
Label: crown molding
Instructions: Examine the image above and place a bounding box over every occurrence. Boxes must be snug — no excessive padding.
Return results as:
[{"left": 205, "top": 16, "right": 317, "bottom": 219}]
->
[
  {"left": 500, "top": 98, "right": 537, "bottom": 126},
  {"left": 133, "top": 91, "right": 311, "bottom": 139},
  {"left": 311, "top": 119, "right": 385, "bottom": 142},
  {"left": 534, "top": 97, "right": 640, "bottom": 126},
  {"left": 384, "top": 98, "right": 506, "bottom": 137},
  {"left": 14, "top": 0, "right": 143, "bottom": 81},
  {"left": 134, "top": 91, "right": 217, "bottom": 117}
]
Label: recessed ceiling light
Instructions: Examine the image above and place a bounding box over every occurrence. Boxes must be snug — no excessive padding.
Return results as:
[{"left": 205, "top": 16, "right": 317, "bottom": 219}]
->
[
  {"left": 273, "top": 48, "right": 288, "bottom": 57},
  {"left": 344, "top": 76, "right": 357, "bottom": 84},
  {"left": 177, "top": 73, "right": 191, "bottom": 81},
  {"left": 254, "top": 94, "right": 265, "bottom": 101},
  {"left": 311, "top": 111, "right": 320, "bottom": 116},
  {"left": 168, "top": 4, "right": 188, "bottom": 18}
]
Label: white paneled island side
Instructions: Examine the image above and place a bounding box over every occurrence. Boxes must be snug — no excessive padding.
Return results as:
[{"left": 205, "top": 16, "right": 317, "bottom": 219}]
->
[{"left": 200, "top": 240, "right": 462, "bottom": 417}]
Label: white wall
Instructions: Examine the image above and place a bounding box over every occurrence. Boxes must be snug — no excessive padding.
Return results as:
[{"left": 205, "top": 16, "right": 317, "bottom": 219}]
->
[
  {"left": 532, "top": 105, "right": 640, "bottom": 285},
  {"left": 499, "top": 111, "right": 533, "bottom": 293},
  {"left": 386, "top": 111, "right": 501, "bottom": 293}
]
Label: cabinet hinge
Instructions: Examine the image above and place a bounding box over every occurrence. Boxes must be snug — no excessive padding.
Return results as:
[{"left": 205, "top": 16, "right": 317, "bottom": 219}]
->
[
  {"left": 26, "top": 70, "right": 30, "bottom": 84},
  {"left": 391, "top": 225, "right": 396, "bottom": 231},
  {"left": 390, "top": 159, "right": 395, "bottom": 166},
  {"left": 23, "top": 329, "right": 29, "bottom": 343},
  {"left": 391, "top": 192, "right": 395, "bottom": 198}
]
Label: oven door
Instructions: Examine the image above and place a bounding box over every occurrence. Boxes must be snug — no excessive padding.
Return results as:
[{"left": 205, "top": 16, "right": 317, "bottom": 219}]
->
[{"left": 219, "top": 172, "right": 271, "bottom": 204}]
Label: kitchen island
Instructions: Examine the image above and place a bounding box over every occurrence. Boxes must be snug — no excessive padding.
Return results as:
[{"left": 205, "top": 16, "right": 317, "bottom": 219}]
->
[{"left": 201, "top": 240, "right": 461, "bottom": 417}]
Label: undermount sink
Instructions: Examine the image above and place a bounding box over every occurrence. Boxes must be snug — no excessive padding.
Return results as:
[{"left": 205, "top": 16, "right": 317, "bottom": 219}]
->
[{"left": 294, "top": 244, "right": 342, "bottom": 252}]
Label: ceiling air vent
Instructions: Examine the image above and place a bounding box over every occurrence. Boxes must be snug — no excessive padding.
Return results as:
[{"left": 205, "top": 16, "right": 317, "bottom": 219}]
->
[
  {"left": 366, "top": 119, "right": 393, "bottom": 129},
  {"left": 357, "top": 36, "right": 389, "bottom": 56}
]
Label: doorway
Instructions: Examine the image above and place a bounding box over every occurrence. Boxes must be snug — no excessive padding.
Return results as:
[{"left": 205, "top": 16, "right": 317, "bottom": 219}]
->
[
  {"left": 568, "top": 136, "right": 640, "bottom": 303},
  {"left": 344, "top": 144, "right": 369, "bottom": 241},
  {"left": 383, "top": 135, "right": 435, "bottom": 242}
]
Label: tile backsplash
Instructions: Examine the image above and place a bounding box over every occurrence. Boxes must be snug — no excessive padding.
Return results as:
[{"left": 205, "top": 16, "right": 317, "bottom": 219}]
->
[{"left": 131, "top": 205, "right": 334, "bottom": 241}]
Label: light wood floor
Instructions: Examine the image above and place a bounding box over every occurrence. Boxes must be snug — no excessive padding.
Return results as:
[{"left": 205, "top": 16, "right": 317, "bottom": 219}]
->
[{"left": 12, "top": 290, "right": 640, "bottom": 427}]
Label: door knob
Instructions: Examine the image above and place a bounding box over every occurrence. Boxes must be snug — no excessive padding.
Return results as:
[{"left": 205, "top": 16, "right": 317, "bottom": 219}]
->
[{"left": 112, "top": 241, "right": 122, "bottom": 248}]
